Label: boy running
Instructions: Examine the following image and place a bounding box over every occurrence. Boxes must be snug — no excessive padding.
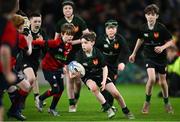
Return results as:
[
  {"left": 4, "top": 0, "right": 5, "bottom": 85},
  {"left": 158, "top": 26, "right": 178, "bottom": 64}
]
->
[{"left": 129, "top": 4, "right": 174, "bottom": 114}]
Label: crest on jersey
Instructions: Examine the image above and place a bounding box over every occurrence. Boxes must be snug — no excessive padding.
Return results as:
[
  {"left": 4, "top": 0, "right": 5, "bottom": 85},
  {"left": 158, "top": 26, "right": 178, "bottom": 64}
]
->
[
  {"left": 93, "top": 58, "right": 99, "bottom": 65},
  {"left": 154, "top": 32, "right": 159, "bottom": 38},
  {"left": 114, "top": 43, "right": 119, "bottom": 49},
  {"left": 74, "top": 26, "right": 79, "bottom": 33}
]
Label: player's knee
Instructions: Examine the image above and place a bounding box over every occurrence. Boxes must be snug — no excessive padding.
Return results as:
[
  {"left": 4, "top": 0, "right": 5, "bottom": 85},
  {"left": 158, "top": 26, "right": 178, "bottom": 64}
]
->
[
  {"left": 148, "top": 77, "right": 156, "bottom": 84},
  {"left": 90, "top": 86, "right": 98, "bottom": 93},
  {"left": 24, "top": 82, "right": 31, "bottom": 92},
  {"left": 111, "top": 91, "right": 120, "bottom": 99}
]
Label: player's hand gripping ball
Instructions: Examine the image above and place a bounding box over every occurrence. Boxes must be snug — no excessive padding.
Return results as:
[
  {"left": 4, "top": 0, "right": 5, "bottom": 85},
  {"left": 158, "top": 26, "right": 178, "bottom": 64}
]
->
[{"left": 68, "top": 61, "right": 85, "bottom": 78}]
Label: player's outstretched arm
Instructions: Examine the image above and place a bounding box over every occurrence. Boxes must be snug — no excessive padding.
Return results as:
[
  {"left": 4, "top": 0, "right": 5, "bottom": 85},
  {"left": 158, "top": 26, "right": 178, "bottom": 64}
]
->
[{"left": 129, "top": 38, "right": 143, "bottom": 63}]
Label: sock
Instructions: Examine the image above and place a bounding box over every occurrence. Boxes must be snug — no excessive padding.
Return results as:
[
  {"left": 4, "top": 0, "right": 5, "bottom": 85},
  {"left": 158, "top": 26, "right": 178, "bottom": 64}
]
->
[
  {"left": 8, "top": 90, "right": 21, "bottom": 113},
  {"left": 122, "top": 107, "right": 130, "bottom": 114},
  {"left": 101, "top": 90, "right": 114, "bottom": 106},
  {"left": 18, "top": 89, "right": 29, "bottom": 109},
  {"left": 8, "top": 90, "right": 19, "bottom": 104},
  {"left": 74, "top": 92, "right": 80, "bottom": 101},
  {"left": 34, "top": 93, "right": 39, "bottom": 99},
  {"left": 163, "top": 97, "right": 169, "bottom": 104},
  {"left": 50, "top": 91, "right": 63, "bottom": 109},
  {"left": 39, "top": 90, "right": 52, "bottom": 101},
  {"left": 146, "top": 94, "right": 151, "bottom": 103},
  {"left": 102, "top": 102, "right": 111, "bottom": 111},
  {"left": 69, "top": 99, "right": 76, "bottom": 106}
]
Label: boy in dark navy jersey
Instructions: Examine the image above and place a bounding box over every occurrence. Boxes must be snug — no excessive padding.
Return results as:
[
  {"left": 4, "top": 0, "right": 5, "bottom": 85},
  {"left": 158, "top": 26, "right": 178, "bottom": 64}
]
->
[
  {"left": 129, "top": 4, "right": 174, "bottom": 114},
  {"left": 96, "top": 19, "right": 130, "bottom": 111},
  {"left": 54, "top": 0, "right": 89, "bottom": 112},
  {"left": 35, "top": 23, "right": 75, "bottom": 116},
  {"left": 75, "top": 32, "right": 134, "bottom": 119},
  {"left": 21, "top": 12, "right": 48, "bottom": 107}
]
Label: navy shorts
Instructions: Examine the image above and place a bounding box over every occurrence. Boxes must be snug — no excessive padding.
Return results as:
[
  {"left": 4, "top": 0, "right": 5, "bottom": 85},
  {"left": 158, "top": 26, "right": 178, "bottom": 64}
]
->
[
  {"left": 145, "top": 59, "right": 167, "bottom": 74},
  {"left": 43, "top": 69, "right": 64, "bottom": 91},
  {"left": 82, "top": 75, "right": 112, "bottom": 88},
  {"left": 22, "top": 61, "right": 39, "bottom": 76}
]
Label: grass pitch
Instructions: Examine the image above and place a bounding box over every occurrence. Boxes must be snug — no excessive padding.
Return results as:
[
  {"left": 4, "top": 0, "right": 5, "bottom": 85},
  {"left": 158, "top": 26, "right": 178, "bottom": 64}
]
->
[{"left": 3, "top": 84, "right": 180, "bottom": 121}]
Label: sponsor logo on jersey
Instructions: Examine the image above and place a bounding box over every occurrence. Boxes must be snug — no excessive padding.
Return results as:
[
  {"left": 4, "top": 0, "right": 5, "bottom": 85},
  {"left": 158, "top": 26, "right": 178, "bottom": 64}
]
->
[
  {"left": 144, "top": 33, "right": 148, "bottom": 37},
  {"left": 104, "top": 44, "right": 109, "bottom": 48}
]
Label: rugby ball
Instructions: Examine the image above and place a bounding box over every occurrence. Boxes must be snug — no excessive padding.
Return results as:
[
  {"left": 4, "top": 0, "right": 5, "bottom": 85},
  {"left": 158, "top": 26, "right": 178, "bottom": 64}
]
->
[{"left": 68, "top": 61, "right": 85, "bottom": 77}]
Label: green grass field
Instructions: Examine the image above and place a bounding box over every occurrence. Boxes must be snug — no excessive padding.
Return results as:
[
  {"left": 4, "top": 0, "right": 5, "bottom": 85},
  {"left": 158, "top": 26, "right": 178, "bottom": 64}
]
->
[{"left": 3, "top": 84, "right": 180, "bottom": 121}]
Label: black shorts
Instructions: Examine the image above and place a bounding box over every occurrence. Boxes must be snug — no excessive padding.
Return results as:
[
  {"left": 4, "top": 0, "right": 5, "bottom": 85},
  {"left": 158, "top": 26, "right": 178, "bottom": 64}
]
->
[
  {"left": 145, "top": 59, "right": 167, "bottom": 74},
  {"left": 22, "top": 61, "right": 39, "bottom": 76},
  {"left": 43, "top": 69, "right": 64, "bottom": 91},
  {"left": 107, "top": 66, "right": 117, "bottom": 83},
  {"left": 0, "top": 70, "right": 25, "bottom": 90},
  {"left": 82, "top": 75, "right": 113, "bottom": 87}
]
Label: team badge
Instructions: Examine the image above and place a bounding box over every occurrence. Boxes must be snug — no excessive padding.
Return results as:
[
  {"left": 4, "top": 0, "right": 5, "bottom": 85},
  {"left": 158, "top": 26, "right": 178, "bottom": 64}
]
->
[
  {"left": 114, "top": 43, "right": 119, "bottom": 49},
  {"left": 154, "top": 32, "right": 159, "bottom": 38},
  {"left": 93, "top": 58, "right": 99, "bottom": 65},
  {"left": 74, "top": 26, "right": 79, "bottom": 33}
]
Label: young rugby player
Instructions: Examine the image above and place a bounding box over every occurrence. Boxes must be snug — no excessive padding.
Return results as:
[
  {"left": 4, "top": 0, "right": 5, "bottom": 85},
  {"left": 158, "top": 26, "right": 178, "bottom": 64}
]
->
[
  {"left": 96, "top": 19, "right": 130, "bottom": 112},
  {"left": 0, "top": 0, "right": 19, "bottom": 121},
  {"left": 129, "top": 4, "right": 174, "bottom": 114},
  {"left": 21, "top": 12, "right": 48, "bottom": 108},
  {"left": 75, "top": 32, "right": 134, "bottom": 119},
  {"left": 54, "top": 0, "right": 89, "bottom": 112},
  {"left": 35, "top": 23, "right": 75, "bottom": 116}
]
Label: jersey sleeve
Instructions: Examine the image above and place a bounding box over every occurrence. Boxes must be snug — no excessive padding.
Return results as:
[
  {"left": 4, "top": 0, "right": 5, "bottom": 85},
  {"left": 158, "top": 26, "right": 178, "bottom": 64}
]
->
[
  {"left": 161, "top": 24, "right": 172, "bottom": 42},
  {"left": 137, "top": 25, "right": 144, "bottom": 39},
  {"left": 18, "top": 34, "right": 28, "bottom": 49},
  {"left": 96, "top": 48, "right": 106, "bottom": 67},
  {"left": 75, "top": 50, "right": 82, "bottom": 63},
  {"left": 55, "top": 21, "right": 62, "bottom": 33},
  {"left": 1, "top": 21, "right": 17, "bottom": 48},
  {"left": 77, "top": 16, "right": 88, "bottom": 31},
  {"left": 117, "top": 35, "right": 130, "bottom": 64},
  {"left": 95, "top": 36, "right": 103, "bottom": 50}
]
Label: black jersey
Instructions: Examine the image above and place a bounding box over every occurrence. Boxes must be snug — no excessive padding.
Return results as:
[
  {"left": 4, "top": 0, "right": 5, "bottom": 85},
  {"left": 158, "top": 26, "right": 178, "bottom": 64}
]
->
[
  {"left": 138, "top": 22, "right": 172, "bottom": 64},
  {"left": 22, "top": 28, "right": 47, "bottom": 66},
  {"left": 96, "top": 34, "right": 130, "bottom": 68},
  {"left": 75, "top": 47, "right": 106, "bottom": 77},
  {"left": 56, "top": 15, "right": 88, "bottom": 62}
]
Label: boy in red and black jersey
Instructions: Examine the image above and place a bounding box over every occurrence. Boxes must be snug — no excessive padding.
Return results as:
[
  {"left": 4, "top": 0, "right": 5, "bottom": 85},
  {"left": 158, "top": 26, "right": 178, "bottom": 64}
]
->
[
  {"left": 0, "top": 0, "right": 19, "bottom": 121},
  {"left": 54, "top": 0, "right": 89, "bottom": 111},
  {"left": 35, "top": 23, "right": 75, "bottom": 116}
]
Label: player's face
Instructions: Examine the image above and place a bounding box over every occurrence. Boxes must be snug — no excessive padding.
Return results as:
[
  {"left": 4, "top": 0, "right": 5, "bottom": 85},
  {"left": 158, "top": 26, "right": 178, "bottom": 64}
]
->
[
  {"left": 145, "top": 12, "right": 158, "bottom": 24},
  {"left": 18, "top": 24, "right": 24, "bottom": 33},
  {"left": 61, "top": 33, "right": 74, "bottom": 43},
  {"left": 63, "top": 5, "right": 73, "bottom": 18},
  {"left": 105, "top": 26, "right": 117, "bottom": 38},
  {"left": 81, "top": 38, "right": 94, "bottom": 53},
  {"left": 30, "top": 17, "right": 42, "bottom": 30}
]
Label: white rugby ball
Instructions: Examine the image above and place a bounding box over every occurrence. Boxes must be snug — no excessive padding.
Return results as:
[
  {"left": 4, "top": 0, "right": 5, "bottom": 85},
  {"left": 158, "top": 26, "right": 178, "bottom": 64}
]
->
[{"left": 68, "top": 61, "right": 85, "bottom": 77}]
